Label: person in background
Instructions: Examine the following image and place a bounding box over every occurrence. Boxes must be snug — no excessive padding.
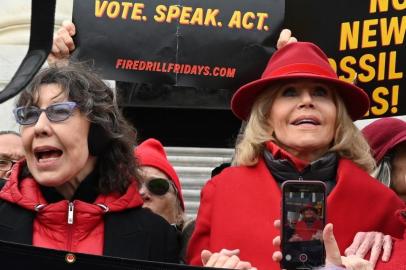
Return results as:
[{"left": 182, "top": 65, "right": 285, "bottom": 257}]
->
[
  {"left": 290, "top": 203, "right": 323, "bottom": 242},
  {"left": 0, "top": 131, "right": 25, "bottom": 186},
  {"left": 135, "top": 138, "right": 185, "bottom": 227},
  {"left": 362, "top": 118, "right": 406, "bottom": 201},
  {"left": 134, "top": 138, "right": 194, "bottom": 261},
  {"left": 186, "top": 42, "right": 405, "bottom": 270},
  {"left": 359, "top": 118, "right": 406, "bottom": 270},
  {"left": 0, "top": 64, "right": 179, "bottom": 262}
]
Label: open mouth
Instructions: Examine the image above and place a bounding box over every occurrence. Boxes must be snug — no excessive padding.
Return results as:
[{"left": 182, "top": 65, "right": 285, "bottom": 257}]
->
[
  {"left": 291, "top": 117, "right": 321, "bottom": 126},
  {"left": 34, "top": 147, "right": 63, "bottom": 162}
]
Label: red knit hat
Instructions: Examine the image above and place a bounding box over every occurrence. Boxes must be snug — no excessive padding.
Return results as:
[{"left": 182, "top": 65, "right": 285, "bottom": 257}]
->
[
  {"left": 362, "top": 118, "right": 406, "bottom": 163},
  {"left": 134, "top": 138, "right": 185, "bottom": 210},
  {"left": 231, "top": 42, "right": 370, "bottom": 121}
]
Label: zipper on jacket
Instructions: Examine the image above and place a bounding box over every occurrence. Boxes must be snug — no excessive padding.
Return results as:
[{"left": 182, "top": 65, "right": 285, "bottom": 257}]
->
[
  {"left": 67, "top": 201, "right": 75, "bottom": 251},
  {"left": 68, "top": 202, "right": 74, "bottom": 224}
]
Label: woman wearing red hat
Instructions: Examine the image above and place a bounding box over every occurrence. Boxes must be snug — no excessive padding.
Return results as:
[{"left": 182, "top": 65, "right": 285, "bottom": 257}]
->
[
  {"left": 362, "top": 118, "right": 406, "bottom": 201},
  {"left": 360, "top": 118, "right": 406, "bottom": 270},
  {"left": 186, "top": 42, "right": 405, "bottom": 270},
  {"left": 134, "top": 138, "right": 195, "bottom": 261},
  {"left": 134, "top": 138, "right": 185, "bottom": 228}
]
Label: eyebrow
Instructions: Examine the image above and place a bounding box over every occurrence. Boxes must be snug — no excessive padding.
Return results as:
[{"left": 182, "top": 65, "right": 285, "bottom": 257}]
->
[
  {"left": 145, "top": 177, "right": 170, "bottom": 181},
  {"left": 32, "top": 100, "right": 69, "bottom": 109},
  {"left": 0, "top": 154, "right": 13, "bottom": 160},
  {"left": 50, "top": 95, "right": 67, "bottom": 103}
]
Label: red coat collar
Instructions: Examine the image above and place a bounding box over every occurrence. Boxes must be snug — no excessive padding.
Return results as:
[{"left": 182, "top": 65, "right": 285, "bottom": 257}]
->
[
  {"left": 265, "top": 141, "right": 309, "bottom": 172},
  {"left": 0, "top": 160, "right": 143, "bottom": 212}
]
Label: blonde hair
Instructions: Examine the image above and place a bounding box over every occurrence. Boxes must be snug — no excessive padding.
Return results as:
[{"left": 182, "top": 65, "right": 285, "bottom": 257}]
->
[
  {"left": 234, "top": 88, "right": 277, "bottom": 166},
  {"left": 234, "top": 85, "right": 376, "bottom": 173}
]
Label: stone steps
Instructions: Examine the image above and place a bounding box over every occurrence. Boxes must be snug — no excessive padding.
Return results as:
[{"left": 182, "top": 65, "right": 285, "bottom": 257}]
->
[{"left": 166, "top": 146, "right": 234, "bottom": 218}]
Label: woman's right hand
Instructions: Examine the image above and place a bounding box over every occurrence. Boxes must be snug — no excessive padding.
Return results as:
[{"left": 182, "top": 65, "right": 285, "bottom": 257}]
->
[
  {"left": 47, "top": 20, "right": 76, "bottom": 67},
  {"left": 201, "top": 249, "right": 257, "bottom": 270}
]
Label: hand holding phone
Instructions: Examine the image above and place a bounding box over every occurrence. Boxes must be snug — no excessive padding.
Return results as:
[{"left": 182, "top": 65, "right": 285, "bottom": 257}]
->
[{"left": 280, "top": 180, "right": 326, "bottom": 270}]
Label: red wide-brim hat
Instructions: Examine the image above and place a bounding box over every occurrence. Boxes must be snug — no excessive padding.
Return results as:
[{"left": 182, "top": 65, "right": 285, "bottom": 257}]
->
[{"left": 231, "top": 42, "right": 370, "bottom": 121}]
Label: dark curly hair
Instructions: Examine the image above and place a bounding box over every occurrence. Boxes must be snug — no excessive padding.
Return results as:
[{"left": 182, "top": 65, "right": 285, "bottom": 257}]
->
[{"left": 16, "top": 63, "right": 140, "bottom": 194}]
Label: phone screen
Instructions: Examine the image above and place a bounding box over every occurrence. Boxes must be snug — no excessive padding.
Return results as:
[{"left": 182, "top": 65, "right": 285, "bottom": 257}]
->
[{"left": 281, "top": 181, "right": 326, "bottom": 270}]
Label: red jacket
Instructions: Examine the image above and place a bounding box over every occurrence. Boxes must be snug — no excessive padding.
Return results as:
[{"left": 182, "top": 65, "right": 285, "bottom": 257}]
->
[
  {"left": 294, "top": 219, "right": 323, "bottom": 241},
  {"left": 0, "top": 161, "right": 144, "bottom": 255},
  {"left": 187, "top": 144, "right": 405, "bottom": 270},
  {"left": 375, "top": 209, "right": 406, "bottom": 270}
]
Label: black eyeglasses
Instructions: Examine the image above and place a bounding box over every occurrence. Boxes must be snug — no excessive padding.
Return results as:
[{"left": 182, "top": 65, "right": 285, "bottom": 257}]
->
[
  {"left": 0, "top": 159, "right": 17, "bottom": 172},
  {"left": 141, "top": 178, "right": 175, "bottom": 196},
  {"left": 13, "top": 102, "right": 78, "bottom": 125}
]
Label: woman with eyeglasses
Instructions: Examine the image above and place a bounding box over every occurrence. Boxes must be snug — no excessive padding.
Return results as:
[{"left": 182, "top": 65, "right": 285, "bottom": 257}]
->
[
  {"left": 135, "top": 138, "right": 196, "bottom": 262},
  {"left": 0, "top": 131, "right": 25, "bottom": 186},
  {"left": 0, "top": 64, "right": 179, "bottom": 262}
]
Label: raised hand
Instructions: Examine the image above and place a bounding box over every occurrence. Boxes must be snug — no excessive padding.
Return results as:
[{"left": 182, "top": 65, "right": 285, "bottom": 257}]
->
[
  {"left": 276, "top": 29, "right": 297, "bottom": 49},
  {"left": 48, "top": 20, "right": 76, "bottom": 66}
]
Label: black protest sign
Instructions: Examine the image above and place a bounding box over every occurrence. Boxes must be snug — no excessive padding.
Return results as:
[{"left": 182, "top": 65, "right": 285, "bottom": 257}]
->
[
  {"left": 0, "top": 0, "right": 55, "bottom": 104},
  {"left": 0, "top": 240, "right": 222, "bottom": 270},
  {"left": 285, "top": 0, "right": 405, "bottom": 118},
  {"left": 72, "top": 0, "right": 284, "bottom": 90}
]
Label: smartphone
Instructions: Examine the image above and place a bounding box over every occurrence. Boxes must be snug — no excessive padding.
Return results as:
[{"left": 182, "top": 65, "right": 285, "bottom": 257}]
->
[{"left": 280, "top": 180, "right": 326, "bottom": 270}]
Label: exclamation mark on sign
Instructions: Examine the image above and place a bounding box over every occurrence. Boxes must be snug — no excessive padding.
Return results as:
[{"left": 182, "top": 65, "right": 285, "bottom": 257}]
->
[{"left": 391, "top": 85, "right": 399, "bottom": 114}]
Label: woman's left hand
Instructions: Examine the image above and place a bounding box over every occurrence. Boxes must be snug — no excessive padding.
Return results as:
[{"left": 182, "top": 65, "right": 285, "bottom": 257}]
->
[{"left": 345, "top": 231, "right": 393, "bottom": 268}]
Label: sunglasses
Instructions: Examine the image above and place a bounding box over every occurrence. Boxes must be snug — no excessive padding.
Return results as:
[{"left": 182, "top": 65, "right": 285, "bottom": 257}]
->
[
  {"left": 13, "top": 102, "right": 78, "bottom": 125},
  {"left": 141, "top": 178, "right": 175, "bottom": 196}
]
